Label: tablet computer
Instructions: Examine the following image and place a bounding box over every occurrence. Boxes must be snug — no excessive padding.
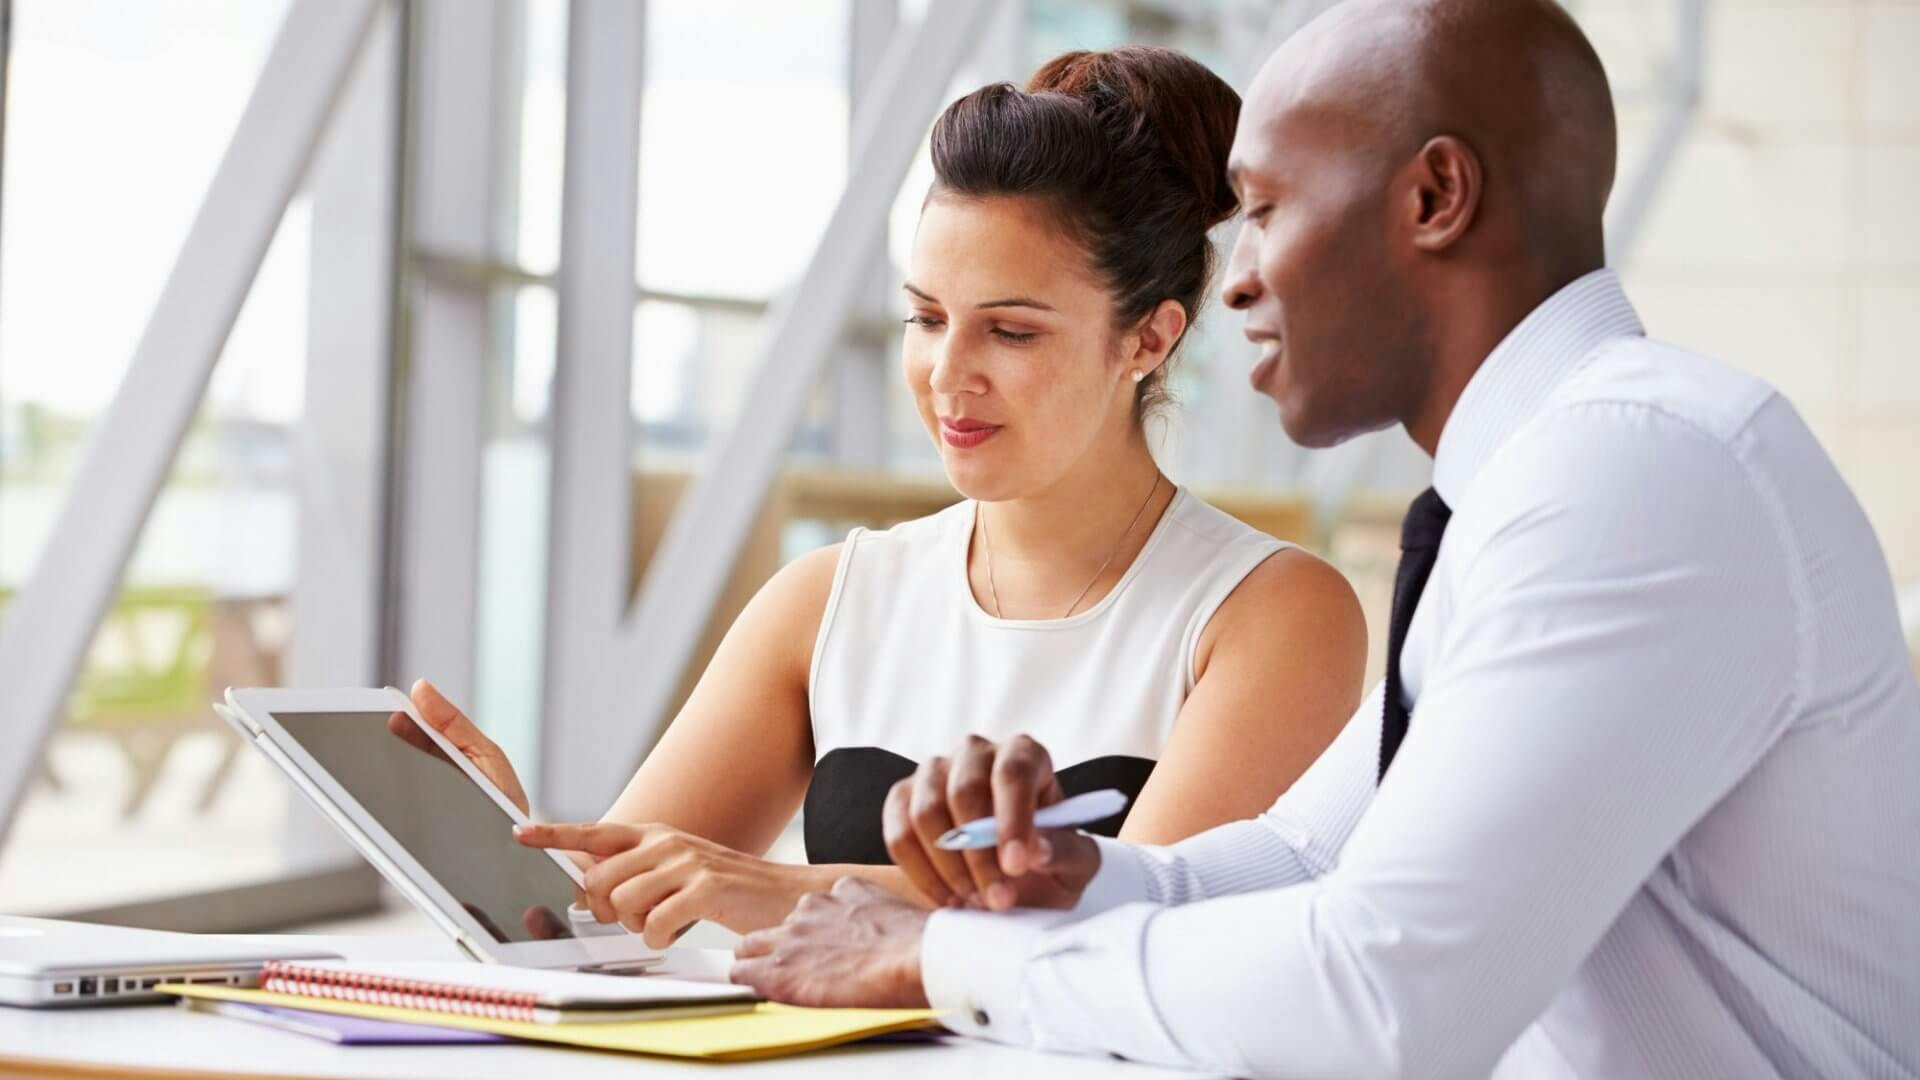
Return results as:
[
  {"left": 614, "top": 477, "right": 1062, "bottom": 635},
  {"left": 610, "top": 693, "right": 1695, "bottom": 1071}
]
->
[{"left": 219, "top": 687, "right": 661, "bottom": 972}]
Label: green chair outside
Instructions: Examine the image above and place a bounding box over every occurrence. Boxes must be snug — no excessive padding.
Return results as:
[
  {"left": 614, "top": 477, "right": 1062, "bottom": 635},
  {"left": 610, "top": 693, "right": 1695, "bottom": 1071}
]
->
[{"left": 2, "top": 585, "right": 219, "bottom": 817}]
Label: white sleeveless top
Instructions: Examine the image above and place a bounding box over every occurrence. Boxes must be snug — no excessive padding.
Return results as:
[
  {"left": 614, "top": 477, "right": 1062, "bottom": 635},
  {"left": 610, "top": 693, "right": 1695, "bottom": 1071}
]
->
[{"left": 800, "top": 487, "right": 1290, "bottom": 864}]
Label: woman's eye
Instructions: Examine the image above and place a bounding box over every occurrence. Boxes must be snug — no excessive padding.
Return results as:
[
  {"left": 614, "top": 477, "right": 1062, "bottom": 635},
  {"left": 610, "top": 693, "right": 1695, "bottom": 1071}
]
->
[
  {"left": 1246, "top": 204, "right": 1273, "bottom": 224},
  {"left": 991, "top": 327, "right": 1038, "bottom": 344},
  {"left": 903, "top": 315, "right": 943, "bottom": 330}
]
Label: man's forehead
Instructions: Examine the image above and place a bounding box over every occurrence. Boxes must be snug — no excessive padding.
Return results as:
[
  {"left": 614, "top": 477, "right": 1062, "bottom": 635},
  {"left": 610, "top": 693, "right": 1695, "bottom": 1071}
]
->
[
  {"left": 1227, "top": 71, "right": 1338, "bottom": 186},
  {"left": 1231, "top": 5, "right": 1420, "bottom": 183}
]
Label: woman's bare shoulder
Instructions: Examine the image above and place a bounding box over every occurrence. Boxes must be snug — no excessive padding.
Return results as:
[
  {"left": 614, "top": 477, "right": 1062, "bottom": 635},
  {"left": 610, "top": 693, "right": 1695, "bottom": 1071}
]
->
[{"left": 1197, "top": 546, "right": 1367, "bottom": 680}]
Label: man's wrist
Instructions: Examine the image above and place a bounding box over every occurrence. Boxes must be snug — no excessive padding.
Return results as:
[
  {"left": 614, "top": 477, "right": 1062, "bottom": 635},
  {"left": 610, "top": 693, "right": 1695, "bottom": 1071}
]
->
[
  {"left": 1072, "top": 835, "right": 1154, "bottom": 915},
  {"left": 922, "top": 907, "right": 1078, "bottom": 1044},
  {"left": 889, "top": 916, "right": 931, "bottom": 1008}
]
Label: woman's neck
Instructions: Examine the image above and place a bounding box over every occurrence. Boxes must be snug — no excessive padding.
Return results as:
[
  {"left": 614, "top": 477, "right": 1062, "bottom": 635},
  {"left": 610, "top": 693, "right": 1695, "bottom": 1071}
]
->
[{"left": 970, "top": 435, "right": 1172, "bottom": 617}]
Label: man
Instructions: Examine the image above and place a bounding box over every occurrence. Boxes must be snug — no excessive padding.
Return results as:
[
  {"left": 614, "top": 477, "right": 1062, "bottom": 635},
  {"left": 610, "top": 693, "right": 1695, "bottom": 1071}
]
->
[{"left": 730, "top": 1, "right": 1920, "bottom": 1075}]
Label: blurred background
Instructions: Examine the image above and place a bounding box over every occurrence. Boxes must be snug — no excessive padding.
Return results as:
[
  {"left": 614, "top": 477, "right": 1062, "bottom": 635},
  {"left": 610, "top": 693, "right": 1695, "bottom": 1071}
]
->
[{"left": 0, "top": 0, "right": 1914, "bottom": 935}]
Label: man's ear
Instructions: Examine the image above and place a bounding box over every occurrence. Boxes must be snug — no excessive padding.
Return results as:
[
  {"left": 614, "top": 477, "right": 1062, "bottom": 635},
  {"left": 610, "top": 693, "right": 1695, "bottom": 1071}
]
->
[
  {"left": 1127, "top": 299, "right": 1190, "bottom": 378},
  {"left": 1406, "top": 135, "right": 1483, "bottom": 253}
]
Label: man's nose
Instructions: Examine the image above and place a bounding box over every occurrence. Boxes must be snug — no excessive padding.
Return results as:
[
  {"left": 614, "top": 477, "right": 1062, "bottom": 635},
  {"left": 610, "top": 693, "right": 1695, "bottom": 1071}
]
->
[{"left": 1221, "top": 227, "right": 1261, "bottom": 310}]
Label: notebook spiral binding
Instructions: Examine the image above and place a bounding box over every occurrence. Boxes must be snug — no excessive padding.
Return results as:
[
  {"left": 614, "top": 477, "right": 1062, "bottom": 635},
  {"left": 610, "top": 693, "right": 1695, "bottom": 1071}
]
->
[{"left": 260, "top": 961, "right": 540, "bottom": 1024}]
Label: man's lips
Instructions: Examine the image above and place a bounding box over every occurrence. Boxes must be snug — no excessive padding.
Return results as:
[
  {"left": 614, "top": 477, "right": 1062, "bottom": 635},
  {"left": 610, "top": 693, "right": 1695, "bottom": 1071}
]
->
[{"left": 1248, "top": 337, "right": 1282, "bottom": 391}]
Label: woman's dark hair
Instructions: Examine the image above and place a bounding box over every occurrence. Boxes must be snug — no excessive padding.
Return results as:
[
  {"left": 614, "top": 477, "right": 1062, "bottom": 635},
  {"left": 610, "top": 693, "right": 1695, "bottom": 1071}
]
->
[{"left": 928, "top": 47, "right": 1242, "bottom": 421}]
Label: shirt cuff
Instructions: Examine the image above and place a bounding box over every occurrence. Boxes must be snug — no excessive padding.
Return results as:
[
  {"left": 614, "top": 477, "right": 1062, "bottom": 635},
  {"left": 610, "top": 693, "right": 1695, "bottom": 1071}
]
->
[
  {"left": 921, "top": 907, "right": 1074, "bottom": 1045},
  {"left": 1072, "top": 834, "right": 1156, "bottom": 916}
]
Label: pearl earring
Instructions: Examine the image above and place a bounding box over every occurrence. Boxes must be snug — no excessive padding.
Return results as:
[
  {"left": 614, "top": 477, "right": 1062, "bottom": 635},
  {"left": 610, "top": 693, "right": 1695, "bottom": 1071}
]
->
[{"left": 1130, "top": 369, "right": 1146, "bottom": 384}]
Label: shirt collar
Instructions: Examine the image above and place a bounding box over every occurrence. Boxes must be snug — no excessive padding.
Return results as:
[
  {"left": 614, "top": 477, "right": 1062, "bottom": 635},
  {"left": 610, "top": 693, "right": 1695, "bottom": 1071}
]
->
[{"left": 1431, "top": 268, "right": 1645, "bottom": 506}]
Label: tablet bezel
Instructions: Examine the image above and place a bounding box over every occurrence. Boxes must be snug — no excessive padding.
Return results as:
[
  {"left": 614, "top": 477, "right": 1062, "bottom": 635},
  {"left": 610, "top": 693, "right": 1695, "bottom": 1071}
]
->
[{"left": 222, "top": 686, "right": 661, "bottom": 970}]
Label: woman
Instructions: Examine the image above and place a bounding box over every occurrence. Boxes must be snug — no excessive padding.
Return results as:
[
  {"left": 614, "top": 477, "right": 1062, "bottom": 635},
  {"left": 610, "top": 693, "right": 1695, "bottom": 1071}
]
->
[{"left": 414, "top": 46, "right": 1366, "bottom": 947}]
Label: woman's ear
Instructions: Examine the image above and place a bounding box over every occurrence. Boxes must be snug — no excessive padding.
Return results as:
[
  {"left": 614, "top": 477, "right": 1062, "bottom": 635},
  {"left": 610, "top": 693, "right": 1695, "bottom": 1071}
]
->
[{"left": 1127, "top": 299, "right": 1189, "bottom": 379}]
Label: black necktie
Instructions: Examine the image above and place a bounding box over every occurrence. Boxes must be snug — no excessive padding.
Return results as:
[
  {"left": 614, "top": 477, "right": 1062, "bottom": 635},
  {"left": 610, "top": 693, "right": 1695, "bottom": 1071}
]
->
[{"left": 1380, "top": 487, "right": 1451, "bottom": 781}]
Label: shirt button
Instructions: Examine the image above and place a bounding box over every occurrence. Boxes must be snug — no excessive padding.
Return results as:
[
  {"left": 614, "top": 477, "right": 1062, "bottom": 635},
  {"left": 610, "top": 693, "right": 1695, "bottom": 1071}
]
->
[{"left": 971, "top": 1008, "right": 991, "bottom": 1027}]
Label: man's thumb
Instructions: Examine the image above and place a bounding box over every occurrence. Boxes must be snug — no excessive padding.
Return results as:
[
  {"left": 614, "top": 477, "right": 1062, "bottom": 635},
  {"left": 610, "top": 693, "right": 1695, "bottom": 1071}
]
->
[{"left": 1032, "top": 828, "right": 1093, "bottom": 871}]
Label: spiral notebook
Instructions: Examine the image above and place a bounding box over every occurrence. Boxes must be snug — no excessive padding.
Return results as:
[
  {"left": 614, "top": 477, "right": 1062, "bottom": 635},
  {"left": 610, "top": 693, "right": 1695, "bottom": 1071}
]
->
[
  {"left": 250, "top": 960, "right": 758, "bottom": 1025},
  {"left": 161, "top": 981, "right": 944, "bottom": 1062}
]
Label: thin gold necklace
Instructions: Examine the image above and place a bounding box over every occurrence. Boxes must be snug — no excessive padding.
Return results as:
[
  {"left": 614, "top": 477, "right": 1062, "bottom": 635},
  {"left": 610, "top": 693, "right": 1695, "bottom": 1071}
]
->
[{"left": 980, "top": 473, "right": 1164, "bottom": 620}]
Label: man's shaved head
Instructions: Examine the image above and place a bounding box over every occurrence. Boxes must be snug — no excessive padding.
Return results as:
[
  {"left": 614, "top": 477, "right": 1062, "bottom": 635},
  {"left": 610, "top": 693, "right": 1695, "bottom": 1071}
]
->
[
  {"left": 1272, "top": 0, "right": 1616, "bottom": 256},
  {"left": 1223, "top": 0, "right": 1618, "bottom": 450}
]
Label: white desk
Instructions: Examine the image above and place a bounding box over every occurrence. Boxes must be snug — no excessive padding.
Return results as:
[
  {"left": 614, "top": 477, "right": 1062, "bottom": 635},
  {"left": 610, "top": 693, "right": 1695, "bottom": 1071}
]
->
[{"left": 0, "top": 925, "right": 1215, "bottom": 1078}]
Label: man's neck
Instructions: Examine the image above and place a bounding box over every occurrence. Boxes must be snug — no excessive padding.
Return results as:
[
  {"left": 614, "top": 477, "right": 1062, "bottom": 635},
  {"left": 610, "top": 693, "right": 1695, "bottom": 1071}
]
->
[{"left": 1403, "top": 260, "right": 1603, "bottom": 455}]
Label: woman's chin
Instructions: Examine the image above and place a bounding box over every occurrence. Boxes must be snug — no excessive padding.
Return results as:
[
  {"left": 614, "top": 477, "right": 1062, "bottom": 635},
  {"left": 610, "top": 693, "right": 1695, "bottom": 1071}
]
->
[{"left": 940, "top": 454, "right": 1020, "bottom": 504}]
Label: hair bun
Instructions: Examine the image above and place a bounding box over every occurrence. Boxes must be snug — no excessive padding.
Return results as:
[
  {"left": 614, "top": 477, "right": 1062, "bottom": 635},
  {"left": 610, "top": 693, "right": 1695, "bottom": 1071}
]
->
[{"left": 1025, "top": 47, "right": 1240, "bottom": 228}]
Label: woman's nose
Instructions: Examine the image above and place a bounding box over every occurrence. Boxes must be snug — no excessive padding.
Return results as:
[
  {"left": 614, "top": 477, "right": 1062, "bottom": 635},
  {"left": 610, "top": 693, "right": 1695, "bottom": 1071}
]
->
[{"left": 927, "top": 339, "right": 982, "bottom": 396}]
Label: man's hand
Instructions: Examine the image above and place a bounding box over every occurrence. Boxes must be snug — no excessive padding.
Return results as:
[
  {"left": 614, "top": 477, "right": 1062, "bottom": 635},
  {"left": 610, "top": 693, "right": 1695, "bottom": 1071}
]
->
[
  {"left": 730, "top": 878, "right": 931, "bottom": 1008},
  {"left": 884, "top": 734, "right": 1102, "bottom": 912}
]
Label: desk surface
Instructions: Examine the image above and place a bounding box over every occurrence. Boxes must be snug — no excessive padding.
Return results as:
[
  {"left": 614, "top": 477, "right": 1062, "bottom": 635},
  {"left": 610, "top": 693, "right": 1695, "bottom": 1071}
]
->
[{"left": 0, "top": 924, "right": 1212, "bottom": 1078}]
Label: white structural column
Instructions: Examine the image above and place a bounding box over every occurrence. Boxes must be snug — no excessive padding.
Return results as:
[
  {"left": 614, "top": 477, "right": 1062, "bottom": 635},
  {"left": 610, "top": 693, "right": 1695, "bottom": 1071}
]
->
[
  {"left": 392, "top": 0, "right": 511, "bottom": 710},
  {"left": 284, "top": 2, "right": 402, "bottom": 870},
  {"left": 294, "top": 4, "right": 400, "bottom": 693},
  {"left": 0, "top": 0, "right": 378, "bottom": 839},
  {"left": 544, "top": 0, "right": 1005, "bottom": 821},
  {"left": 539, "top": 0, "right": 647, "bottom": 810},
  {"left": 832, "top": 0, "right": 900, "bottom": 472}
]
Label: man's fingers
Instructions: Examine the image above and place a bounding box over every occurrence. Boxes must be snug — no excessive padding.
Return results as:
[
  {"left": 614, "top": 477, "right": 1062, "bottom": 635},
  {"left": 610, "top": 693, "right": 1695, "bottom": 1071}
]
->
[
  {"left": 513, "top": 821, "right": 641, "bottom": 859},
  {"left": 993, "top": 735, "right": 1058, "bottom": 877},
  {"left": 906, "top": 758, "right": 976, "bottom": 904},
  {"left": 883, "top": 780, "right": 956, "bottom": 908},
  {"left": 734, "top": 928, "right": 778, "bottom": 960},
  {"left": 945, "top": 737, "right": 1008, "bottom": 904},
  {"left": 1031, "top": 827, "right": 1093, "bottom": 872}
]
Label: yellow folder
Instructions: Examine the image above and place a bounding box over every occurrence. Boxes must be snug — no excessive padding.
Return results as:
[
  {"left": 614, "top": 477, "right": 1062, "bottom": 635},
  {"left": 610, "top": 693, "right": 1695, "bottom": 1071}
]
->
[{"left": 161, "top": 982, "right": 943, "bottom": 1062}]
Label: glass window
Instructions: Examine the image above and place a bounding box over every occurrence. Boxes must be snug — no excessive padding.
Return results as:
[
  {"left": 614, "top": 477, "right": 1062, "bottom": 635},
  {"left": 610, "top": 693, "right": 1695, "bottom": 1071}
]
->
[{"left": 0, "top": 0, "right": 401, "bottom": 917}]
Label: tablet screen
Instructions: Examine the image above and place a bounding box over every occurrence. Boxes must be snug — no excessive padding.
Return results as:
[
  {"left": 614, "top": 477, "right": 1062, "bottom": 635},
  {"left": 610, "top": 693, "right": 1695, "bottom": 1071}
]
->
[{"left": 272, "top": 711, "right": 580, "bottom": 943}]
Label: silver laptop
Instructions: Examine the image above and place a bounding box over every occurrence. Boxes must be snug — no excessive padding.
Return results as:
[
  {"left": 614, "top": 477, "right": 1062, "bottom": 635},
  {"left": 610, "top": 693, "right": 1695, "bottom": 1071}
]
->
[{"left": 0, "top": 915, "right": 339, "bottom": 1007}]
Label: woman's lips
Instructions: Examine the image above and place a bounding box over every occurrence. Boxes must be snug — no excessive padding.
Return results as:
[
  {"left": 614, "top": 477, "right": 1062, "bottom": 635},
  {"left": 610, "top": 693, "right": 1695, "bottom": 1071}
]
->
[{"left": 940, "top": 418, "right": 1002, "bottom": 449}]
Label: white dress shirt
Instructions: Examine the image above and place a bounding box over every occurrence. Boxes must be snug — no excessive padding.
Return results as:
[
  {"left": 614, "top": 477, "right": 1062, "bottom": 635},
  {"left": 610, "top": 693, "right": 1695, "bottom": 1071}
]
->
[{"left": 920, "top": 271, "right": 1920, "bottom": 1079}]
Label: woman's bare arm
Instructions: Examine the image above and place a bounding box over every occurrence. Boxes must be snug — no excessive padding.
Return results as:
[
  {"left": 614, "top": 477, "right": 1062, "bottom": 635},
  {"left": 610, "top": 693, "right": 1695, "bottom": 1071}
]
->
[
  {"left": 1118, "top": 547, "right": 1368, "bottom": 845},
  {"left": 598, "top": 544, "right": 841, "bottom": 856}
]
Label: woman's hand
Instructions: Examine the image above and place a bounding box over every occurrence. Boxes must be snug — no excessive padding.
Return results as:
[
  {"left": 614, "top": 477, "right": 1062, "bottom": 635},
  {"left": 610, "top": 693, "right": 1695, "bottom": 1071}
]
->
[
  {"left": 512, "top": 821, "right": 830, "bottom": 949},
  {"left": 387, "top": 678, "right": 531, "bottom": 817},
  {"left": 883, "top": 734, "right": 1102, "bottom": 912}
]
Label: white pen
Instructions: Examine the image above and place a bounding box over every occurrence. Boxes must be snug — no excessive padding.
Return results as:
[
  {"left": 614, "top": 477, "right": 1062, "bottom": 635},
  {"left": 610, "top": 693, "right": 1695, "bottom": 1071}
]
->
[{"left": 935, "top": 788, "right": 1130, "bottom": 851}]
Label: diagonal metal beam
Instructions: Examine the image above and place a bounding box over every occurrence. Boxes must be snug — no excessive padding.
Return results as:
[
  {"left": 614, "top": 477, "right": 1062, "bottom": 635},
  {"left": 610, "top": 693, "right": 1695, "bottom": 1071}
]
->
[
  {"left": 0, "top": 0, "right": 378, "bottom": 841},
  {"left": 543, "top": 0, "right": 1004, "bottom": 819},
  {"left": 539, "top": 0, "right": 647, "bottom": 812}
]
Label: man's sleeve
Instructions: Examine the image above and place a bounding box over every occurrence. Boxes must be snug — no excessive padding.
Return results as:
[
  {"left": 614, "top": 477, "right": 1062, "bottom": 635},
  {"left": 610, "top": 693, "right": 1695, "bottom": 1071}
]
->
[
  {"left": 924, "top": 681, "right": 1383, "bottom": 1040},
  {"left": 919, "top": 405, "right": 1802, "bottom": 1075}
]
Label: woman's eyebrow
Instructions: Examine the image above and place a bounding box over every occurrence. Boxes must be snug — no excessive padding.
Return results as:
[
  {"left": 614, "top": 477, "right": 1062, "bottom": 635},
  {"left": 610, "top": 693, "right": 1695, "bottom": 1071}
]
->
[
  {"left": 903, "top": 282, "right": 1055, "bottom": 314},
  {"left": 976, "top": 297, "right": 1056, "bottom": 313}
]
